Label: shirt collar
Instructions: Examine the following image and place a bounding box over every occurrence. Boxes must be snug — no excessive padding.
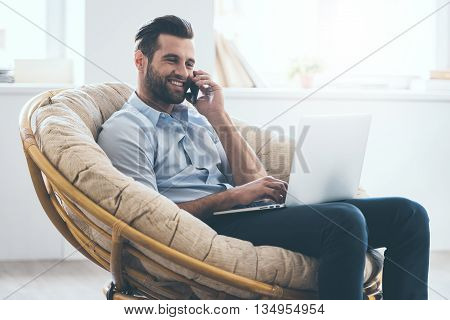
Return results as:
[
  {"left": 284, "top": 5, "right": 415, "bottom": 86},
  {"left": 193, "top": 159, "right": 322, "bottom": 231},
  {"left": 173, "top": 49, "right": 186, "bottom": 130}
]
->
[
  {"left": 171, "top": 103, "right": 190, "bottom": 122},
  {"left": 128, "top": 91, "right": 189, "bottom": 126}
]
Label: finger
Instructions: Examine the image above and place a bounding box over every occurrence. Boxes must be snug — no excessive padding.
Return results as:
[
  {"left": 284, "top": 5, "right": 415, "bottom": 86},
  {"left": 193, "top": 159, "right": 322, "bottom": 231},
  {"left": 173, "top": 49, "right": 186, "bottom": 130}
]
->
[
  {"left": 265, "top": 175, "right": 281, "bottom": 182},
  {"left": 270, "top": 188, "right": 284, "bottom": 203},
  {"left": 193, "top": 70, "right": 210, "bottom": 76},
  {"left": 263, "top": 187, "right": 279, "bottom": 203},
  {"left": 194, "top": 79, "right": 220, "bottom": 91},
  {"left": 192, "top": 74, "right": 210, "bottom": 81},
  {"left": 266, "top": 181, "right": 287, "bottom": 191},
  {"left": 265, "top": 181, "right": 286, "bottom": 192},
  {"left": 196, "top": 94, "right": 213, "bottom": 104},
  {"left": 281, "top": 189, "right": 287, "bottom": 200},
  {"left": 266, "top": 182, "right": 287, "bottom": 201},
  {"left": 193, "top": 75, "right": 215, "bottom": 92},
  {"left": 266, "top": 176, "right": 288, "bottom": 189},
  {"left": 265, "top": 188, "right": 283, "bottom": 204}
]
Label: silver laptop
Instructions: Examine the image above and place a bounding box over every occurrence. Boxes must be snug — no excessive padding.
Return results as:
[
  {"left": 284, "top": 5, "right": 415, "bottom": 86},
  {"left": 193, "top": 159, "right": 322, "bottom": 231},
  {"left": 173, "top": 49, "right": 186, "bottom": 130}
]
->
[{"left": 213, "top": 114, "right": 371, "bottom": 215}]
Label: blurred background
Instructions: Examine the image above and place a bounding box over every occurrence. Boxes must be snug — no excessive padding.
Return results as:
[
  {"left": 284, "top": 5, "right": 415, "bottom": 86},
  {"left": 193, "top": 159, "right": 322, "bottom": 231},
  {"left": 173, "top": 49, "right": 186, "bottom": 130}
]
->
[{"left": 0, "top": 0, "right": 449, "bottom": 299}]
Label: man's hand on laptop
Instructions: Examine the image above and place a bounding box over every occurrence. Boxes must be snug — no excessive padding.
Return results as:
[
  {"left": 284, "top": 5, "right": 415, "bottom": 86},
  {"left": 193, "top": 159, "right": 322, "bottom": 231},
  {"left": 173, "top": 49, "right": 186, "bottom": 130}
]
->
[
  {"left": 176, "top": 176, "right": 287, "bottom": 220},
  {"left": 229, "top": 176, "right": 288, "bottom": 206}
]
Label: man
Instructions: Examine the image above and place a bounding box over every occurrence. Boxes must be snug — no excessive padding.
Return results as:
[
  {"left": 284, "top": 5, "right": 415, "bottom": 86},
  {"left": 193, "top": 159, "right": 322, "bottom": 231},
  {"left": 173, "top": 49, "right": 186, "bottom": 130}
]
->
[{"left": 97, "top": 15, "right": 430, "bottom": 300}]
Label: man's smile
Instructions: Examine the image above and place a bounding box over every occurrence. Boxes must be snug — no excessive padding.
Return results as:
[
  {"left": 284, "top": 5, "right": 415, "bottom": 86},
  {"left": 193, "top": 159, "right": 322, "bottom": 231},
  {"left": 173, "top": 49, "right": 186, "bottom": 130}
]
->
[
  {"left": 168, "top": 79, "right": 186, "bottom": 92},
  {"left": 168, "top": 79, "right": 184, "bottom": 87}
]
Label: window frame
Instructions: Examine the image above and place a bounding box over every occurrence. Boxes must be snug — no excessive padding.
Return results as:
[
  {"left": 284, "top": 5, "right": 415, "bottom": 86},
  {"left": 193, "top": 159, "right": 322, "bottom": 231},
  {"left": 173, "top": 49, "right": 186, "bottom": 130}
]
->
[
  {"left": 45, "top": 0, "right": 67, "bottom": 59},
  {"left": 214, "top": 0, "right": 450, "bottom": 89},
  {"left": 435, "top": 0, "right": 450, "bottom": 70}
]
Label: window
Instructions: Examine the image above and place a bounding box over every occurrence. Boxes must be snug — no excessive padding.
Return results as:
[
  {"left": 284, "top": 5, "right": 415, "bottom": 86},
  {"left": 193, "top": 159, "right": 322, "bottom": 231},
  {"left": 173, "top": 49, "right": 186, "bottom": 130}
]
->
[
  {"left": 0, "top": 0, "right": 48, "bottom": 60},
  {"left": 0, "top": 0, "right": 74, "bottom": 83},
  {"left": 214, "top": 0, "right": 447, "bottom": 89}
]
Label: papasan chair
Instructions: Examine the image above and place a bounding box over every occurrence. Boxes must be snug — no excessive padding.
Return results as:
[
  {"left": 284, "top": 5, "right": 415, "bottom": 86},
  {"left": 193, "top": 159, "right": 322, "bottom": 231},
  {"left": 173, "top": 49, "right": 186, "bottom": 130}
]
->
[{"left": 19, "top": 83, "right": 383, "bottom": 300}]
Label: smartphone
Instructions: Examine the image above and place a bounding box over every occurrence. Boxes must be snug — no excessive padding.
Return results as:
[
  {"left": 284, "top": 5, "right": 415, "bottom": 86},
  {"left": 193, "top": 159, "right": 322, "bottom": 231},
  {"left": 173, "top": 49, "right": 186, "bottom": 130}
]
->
[{"left": 186, "top": 80, "right": 199, "bottom": 105}]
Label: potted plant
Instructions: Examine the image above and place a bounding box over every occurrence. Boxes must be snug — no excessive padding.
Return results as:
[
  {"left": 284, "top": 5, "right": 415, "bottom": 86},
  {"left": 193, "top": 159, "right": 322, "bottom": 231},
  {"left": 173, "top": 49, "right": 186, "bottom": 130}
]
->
[{"left": 288, "top": 57, "right": 323, "bottom": 89}]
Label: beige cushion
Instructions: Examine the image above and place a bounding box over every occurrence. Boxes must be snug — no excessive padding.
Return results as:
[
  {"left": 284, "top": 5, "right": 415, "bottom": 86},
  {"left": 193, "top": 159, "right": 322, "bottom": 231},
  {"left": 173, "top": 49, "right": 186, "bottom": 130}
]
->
[{"left": 34, "top": 83, "right": 376, "bottom": 298}]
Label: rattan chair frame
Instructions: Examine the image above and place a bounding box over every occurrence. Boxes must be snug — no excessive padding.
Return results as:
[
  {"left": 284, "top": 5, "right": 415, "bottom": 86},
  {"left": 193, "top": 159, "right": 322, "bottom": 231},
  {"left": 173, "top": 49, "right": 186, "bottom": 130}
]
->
[{"left": 19, "top": 88, "right": 382, "bottom": 300}]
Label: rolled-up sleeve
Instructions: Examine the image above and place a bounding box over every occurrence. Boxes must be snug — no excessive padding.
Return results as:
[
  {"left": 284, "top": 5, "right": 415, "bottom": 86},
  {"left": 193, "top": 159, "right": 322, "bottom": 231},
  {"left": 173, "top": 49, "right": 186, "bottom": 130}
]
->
[
  {"left": 214, "top": 133, "right": 235, "bottom": 187},
  {"left": 97, "top": 113, "right": 158, "bottom": 191}
]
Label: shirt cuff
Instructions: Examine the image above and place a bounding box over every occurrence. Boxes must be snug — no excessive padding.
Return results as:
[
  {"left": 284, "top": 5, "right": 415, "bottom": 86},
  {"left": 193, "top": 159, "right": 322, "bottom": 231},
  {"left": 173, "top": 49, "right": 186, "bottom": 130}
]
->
[{"left": 218, "top": 183, "right": 234, "bottom": 190}]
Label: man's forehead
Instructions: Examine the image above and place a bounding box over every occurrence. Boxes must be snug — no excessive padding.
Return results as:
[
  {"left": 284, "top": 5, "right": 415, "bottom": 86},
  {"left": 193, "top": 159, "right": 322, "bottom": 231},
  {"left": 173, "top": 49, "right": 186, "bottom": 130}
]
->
[{"left": 156, "top": 34, "right": 195, "bottom": 59}]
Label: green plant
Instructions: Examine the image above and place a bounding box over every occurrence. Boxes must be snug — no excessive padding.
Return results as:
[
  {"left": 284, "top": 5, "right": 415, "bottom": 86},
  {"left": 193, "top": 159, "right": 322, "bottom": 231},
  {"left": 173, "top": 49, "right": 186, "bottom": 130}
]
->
[{"left": 288, "top": 57, "right": 323, "bottom": 79}]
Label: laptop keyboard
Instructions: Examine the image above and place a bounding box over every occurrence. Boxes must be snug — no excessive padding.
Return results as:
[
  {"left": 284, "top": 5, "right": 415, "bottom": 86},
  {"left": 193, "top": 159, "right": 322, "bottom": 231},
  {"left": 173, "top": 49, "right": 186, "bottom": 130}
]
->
[{"left": 231, "top": 200, "right": 276, "bottom": 210}]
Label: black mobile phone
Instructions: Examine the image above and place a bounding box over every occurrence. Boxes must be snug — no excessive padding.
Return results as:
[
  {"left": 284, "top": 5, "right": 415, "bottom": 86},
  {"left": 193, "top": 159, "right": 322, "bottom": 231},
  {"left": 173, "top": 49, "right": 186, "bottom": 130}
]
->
[{"left": 186, "top": 80, "right": 199, "bottom": 105}]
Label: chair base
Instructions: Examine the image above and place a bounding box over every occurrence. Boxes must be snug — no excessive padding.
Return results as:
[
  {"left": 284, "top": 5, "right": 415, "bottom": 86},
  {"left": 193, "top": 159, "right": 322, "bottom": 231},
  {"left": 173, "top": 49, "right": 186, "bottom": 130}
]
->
[
  {"left": 104, "top": 281, "right": 150, "bottom": 300},
  {"left": 103, "top": 281, "right": 383, "bottom": 300}
]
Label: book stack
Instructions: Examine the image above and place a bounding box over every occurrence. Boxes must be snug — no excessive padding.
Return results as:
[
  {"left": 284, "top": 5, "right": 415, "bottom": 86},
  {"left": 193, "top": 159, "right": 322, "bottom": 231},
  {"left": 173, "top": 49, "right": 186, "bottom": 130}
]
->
[
  {"left": 431, "top": 70, "right": 450, "bottom": 80},
  {"left": 0, "top": 29, "right": 14, "bottom": 83},
  {"left": 427, "top": 70, "right": 450, "bottom": 91},
  {"left": 0, "top": 68, "right": 14, "bottom": 83}
]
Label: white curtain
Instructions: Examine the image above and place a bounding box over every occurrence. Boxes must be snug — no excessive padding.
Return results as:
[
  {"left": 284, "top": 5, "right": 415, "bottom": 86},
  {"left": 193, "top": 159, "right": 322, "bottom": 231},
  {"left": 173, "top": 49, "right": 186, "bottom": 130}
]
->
[{"left": 215, "top": 31, "right": 266, "bottom": 88}]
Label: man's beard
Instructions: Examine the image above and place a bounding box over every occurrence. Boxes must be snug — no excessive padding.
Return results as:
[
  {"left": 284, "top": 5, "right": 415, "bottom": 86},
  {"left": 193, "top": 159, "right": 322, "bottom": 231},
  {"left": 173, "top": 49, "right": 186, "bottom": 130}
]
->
[{"left": 144, "top": 63, "right": 188, "bottom": 105}]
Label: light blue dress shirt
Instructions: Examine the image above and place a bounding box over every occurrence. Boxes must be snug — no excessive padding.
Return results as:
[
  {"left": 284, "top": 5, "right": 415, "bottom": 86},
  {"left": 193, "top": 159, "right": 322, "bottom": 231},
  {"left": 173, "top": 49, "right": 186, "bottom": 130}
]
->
[{"left": 97, "top": 92, "right": 235, "bottom": 203}]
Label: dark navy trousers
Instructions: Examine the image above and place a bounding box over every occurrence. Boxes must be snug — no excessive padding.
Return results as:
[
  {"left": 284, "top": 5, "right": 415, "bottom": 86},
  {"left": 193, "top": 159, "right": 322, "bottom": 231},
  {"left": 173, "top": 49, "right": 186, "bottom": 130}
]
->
[{"left": 204, "top": 197, "right": 430, "bottom": 300}]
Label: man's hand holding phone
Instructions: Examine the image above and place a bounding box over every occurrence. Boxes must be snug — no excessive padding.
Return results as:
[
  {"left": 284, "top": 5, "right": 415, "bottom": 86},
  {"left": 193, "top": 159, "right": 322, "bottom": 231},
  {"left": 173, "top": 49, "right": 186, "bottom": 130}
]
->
[
  {"left": 186, "top": 70, "right": 225, "bottom": 122},
  {"left": 185, "top": 70, "right": 269, "bottom": 190}
]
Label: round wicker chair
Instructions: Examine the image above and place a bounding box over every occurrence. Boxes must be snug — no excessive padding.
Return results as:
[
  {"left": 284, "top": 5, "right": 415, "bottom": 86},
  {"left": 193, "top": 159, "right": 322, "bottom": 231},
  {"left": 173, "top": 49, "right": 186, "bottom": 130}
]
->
[{"left": 19, "top": 84, "right": 383, "bottom": 300}]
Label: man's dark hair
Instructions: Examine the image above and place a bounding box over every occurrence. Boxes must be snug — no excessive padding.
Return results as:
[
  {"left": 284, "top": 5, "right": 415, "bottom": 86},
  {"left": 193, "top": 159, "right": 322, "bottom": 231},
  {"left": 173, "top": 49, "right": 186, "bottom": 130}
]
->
[{"left": 135, "top": 15, "right": 194, "bottom": 63}]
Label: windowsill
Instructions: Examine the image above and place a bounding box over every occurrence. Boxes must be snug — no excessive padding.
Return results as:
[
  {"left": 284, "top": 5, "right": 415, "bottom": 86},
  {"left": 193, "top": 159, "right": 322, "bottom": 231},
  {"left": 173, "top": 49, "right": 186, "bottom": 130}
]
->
[
  {"left": 223, "top": 87, "right": 450, "bottom": 102},
  {"left": 1, "top": 83, "right": 449, "bottom": 102},
  {"left": 0, "top": 83, "right": 73, "bottom": 95}
]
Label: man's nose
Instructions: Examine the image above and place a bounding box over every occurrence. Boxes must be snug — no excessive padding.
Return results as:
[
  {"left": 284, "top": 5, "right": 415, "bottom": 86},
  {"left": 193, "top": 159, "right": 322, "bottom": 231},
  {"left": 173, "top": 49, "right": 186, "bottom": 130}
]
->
[{"left": 175, "top": 64, "right": 189, "bottom": 79}]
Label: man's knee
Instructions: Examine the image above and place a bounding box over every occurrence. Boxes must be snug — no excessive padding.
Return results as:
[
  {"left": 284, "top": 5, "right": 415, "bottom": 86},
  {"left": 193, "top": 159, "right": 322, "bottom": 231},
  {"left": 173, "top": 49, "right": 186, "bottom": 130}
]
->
[
  {"left": 393, "top": 197, "right": 430, "bottom": 235},
  {"left": 326, "top": 203, "right": 368, "bottom": 244}
]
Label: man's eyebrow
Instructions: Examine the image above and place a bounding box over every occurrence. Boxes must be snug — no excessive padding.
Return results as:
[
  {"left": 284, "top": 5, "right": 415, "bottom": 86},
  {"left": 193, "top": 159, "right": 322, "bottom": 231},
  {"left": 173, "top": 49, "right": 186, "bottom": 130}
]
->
[{"left": 162, "top": 53, "right": 195, "bottom": 64}]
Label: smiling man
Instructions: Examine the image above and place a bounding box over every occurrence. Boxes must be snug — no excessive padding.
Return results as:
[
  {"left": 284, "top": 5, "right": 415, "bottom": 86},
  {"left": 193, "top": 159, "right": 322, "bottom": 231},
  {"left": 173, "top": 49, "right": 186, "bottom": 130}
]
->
[{"left": 97, "top": 15, "right": 430, "bottom": 300}]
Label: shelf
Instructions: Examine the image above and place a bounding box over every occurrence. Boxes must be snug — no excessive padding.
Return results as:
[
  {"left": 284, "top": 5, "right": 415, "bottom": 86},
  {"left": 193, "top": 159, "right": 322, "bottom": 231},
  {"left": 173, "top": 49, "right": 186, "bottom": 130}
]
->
[
  {"left": 0, "top": 83, "right": 72, "bottom": 95},
  {"left": 223, "top": 87, "right": 450, "bottom": 102}
]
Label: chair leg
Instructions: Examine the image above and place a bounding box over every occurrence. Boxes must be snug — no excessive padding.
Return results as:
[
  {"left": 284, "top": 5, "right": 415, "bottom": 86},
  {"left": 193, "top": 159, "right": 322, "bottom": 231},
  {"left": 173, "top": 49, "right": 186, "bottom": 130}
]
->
[
  {"left": 104, "top": 281, "right": 116, "bottom": 300},
  {"left": 103, "top": 280, "right": 148, "bottom": 300},
  {"left": 364, "top": 284, "right": 383, "bottom": 300}
]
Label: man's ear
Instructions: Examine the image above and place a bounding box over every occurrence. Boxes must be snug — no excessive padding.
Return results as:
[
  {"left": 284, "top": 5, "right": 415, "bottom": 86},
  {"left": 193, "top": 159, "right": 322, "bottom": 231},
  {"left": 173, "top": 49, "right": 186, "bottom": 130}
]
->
[{"left": 134, "top": 50, "right": 146, "bottom": 72}]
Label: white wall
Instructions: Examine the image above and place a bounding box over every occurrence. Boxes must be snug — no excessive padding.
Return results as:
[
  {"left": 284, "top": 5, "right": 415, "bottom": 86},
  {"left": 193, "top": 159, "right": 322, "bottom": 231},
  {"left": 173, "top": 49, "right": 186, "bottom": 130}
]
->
[
  {"left": 223, "top": 88, "right": 450, "bottom": 251},
  {"left": 1, "top": 0, "right": 449, "bottom": 260},
  {"left": 84, "top": 0, "right": 215, "bottom": 86},
  {"left": 2, "top": 86, "right": 449, "bottom": 261},
  {"left": 0, "top": 0, "right": 215, "bottom": 261},
  {"left": 0, "top": 85, "right": 65, "bottom": 260}
]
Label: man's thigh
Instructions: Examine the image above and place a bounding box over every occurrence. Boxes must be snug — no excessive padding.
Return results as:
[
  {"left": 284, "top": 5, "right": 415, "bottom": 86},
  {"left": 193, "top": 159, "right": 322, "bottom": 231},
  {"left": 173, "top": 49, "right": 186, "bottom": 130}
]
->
[
  {"left": 205, "top": 197, "right": 413, "bottom": 256},
  {"left": 337, "top": 197, "right": 414, "bottom": 248},
  {"left": 204, "top": 203, "right": 354, "bottom": 258}
]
